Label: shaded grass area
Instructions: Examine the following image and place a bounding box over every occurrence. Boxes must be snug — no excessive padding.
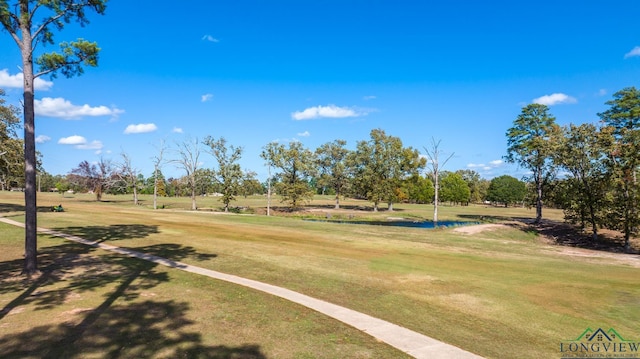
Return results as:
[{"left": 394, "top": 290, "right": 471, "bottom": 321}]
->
[
  {"left": 2, "top": 192, "right": 640, "bottom": 358},
  {"left": 0, "top": 222, "right": 407, "bottom": 358}
]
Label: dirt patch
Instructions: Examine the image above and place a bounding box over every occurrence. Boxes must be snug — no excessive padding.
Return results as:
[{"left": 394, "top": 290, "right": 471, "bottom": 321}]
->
[
  {"left": 453, "top": 223, "right": 508, "bottom": 235},
  {"left": 457, "top": 220, "right": 640, "bottom": 267},
  {"left": 546, "top": 247, "right": 640, "bottom": 268}
]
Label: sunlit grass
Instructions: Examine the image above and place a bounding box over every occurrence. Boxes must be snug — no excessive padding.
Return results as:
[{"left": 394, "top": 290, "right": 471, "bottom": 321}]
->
[{"left": 1, "top": 191, "right": 638, "bottom": 358}]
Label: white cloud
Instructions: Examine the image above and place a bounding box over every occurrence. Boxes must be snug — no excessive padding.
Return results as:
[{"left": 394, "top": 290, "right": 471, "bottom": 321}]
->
[
  {"left": 532, "top": 93, "right": 577, "bottom": 106},
  {"left": 0, "top": 69, "right": 54, "bottom": 90},
  {"left": 124, "top": 123, "right": 158, "bottom": 134},
  {"left": 36, "top": 135, "right": 51, "bottom": 143},
  {"left": 35, "top": 97, "right": 124, "bottom": 119},
  {"left": 172, "top": 127, "right": 183, "bottom": 133},
  {"left": 201, "top": 93, "right": 213, "bottom": 102},
  {"left": 597, "top": 89, "right": 607, "bottom": 97},
  {"left": 297, "top": 131, "right": 310, "bottom": 137},
  {"left": 292, "top": 104, "right": 369, "bottom": 120},
  {"left": 58, "top": 135, "right": 87, "bottom": 145},
  {"left": 58, "top": 135, "right": 103, "bottom": 150},
  {"left": 202, "top": 35, "right": 219, "bottom": 43},
  {"left": 363, "top": 95, "right": 377, "bottom": 101},
  {"left": 624, "top": 46, "right": 640, "bottom": 59},
  {"left": 489, "top": 159, "right": 503, "bottom": 166}
]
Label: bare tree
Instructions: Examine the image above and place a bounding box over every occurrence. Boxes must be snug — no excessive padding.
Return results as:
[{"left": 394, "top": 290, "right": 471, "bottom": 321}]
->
[
  {"left": 152, "top": 139, "right": 167, "bottom": 210},
  {"left": 117, "top": 152, "right": 140, "bottom": 205},
  {"left": 172, "top": 137, "right": 201, "bottom": 210},
  {"left": 424, "top": 138, "right": 454, "bottom": 222}
]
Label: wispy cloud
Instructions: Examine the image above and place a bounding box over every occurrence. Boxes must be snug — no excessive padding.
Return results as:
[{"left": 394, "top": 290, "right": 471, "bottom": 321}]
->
[
  {"left": 624, "top": 46, "right": 640, "bottom": 59},
  {"left": 532, "top": 93, "right": 577, "bottom": 106},
  {"left": 597, "top": 89, "right": 607, "bottom": 97},
  {"left": 201, "top": 93, "right": 213, "bottom": 102},
  {"left": 297, "top": 131, "right": 310, "bottom": 137},
  {"left": 172, "top": 127, "right": 183, "bottom": 133},
  {"left": 35, "top": 97, "right": 124, "bottom": 119},
  {"left": 467, "top": 159, "right": 504, "bottom": 172},
  {"left": 124, "top": 123, "right": 158, "bottom": 134},
  {"left": 35, "top": 135, "right": 51, "bottom": 143},
  {"left": 0, "top": 69, "right": 53, "bottom": 90},
  {"left": 58, "top": 135, "right": 103, "bottom": 151},
  {"left": 363, "top": 95, "right": 376, "bottom": 101},
  {"left": 202, "top": 35, "right": 219, "bottom": 43},
  {"left": 76, "top": 140, "right": 104, "bottom": 150},
  {"left": 292, "top": 104, "right": 372, "bottom": 120}
]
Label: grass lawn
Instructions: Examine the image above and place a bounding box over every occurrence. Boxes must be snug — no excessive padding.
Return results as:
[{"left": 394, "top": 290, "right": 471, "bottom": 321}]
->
[{"left": 1, "top": 191, "right": 639, "bottom": 358}]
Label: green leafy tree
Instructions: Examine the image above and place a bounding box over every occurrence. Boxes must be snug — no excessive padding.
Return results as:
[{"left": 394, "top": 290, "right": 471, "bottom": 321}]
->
[
  {"left": 1, "top": 0, "right": 107, "bottom": 275},
  {"left": 439, "top": 171, "right": 470, "bottom": 205},
  {"left": 54, "top": 177, "right": 70, "bottom": 195},
  {"left": 315, "top": 139, "right": 350, "bottom": 209},
  {"left": 486, "top": 175, "right": 526, "bottom": 207},
  {"left": 505, "top": 103, "right": 560, "bottom": 224},
  {"left": 403, "top": 174, "right": 434, "bottom": 204},
  {"left": 350, "top": 129, "right": 425, "bottom": 211},
  {"left": 261, "top": 141, "right": 315, "bottom": 209},
  {"left": 240, "top": 170, "right": 263, "bottom": 197},
  {"left": 0, "top": 89, "right": 23, "bottom": 190},
  {"left": 554, "top": 123, "right": 612, "bottom": 240},
  {"left": 456, "top": 169, "right": 487, "bottom": 204},
  {"left": 194, "top": 168, "right": 215, "bottom": 196},
  {"left": 598, "top": 87, "right": 640, "bottom": 250},
  {"left": 204, "top": 136, "right": 244, "bottom": 212}
]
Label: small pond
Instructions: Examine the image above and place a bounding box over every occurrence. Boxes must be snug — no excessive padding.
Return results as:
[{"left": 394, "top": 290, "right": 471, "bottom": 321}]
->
[{"left": 304, "top": 219, "right": 478, "bottom": 229}]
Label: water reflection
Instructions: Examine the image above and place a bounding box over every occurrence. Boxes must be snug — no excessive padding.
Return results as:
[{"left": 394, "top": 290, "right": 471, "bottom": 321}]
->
[{"left": 305, "top": 219, "right": 478, "bottom": 229}]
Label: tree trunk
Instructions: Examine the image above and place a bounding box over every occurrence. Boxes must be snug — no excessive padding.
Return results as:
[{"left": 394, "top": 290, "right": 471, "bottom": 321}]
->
[
  {"left": 535, "top": 173, "right": 543, "bottom": 224},
  {"left": 153, "top": 171, "right": 158, "bottom": 210},
  {"left": 191, "top": 187, "right": 197, "bottom": 210},
  {"left": 433, "top": 182, "right": 439, "bottom": 223},
  {"left": 95, "top": 184, "right": 103, "bottom": 201},
  {"left": 22, "top": 46, "right": 38, "bottom": 276},
  {"left": 334, "top": 193, "right": 340, "bottom": 209}
]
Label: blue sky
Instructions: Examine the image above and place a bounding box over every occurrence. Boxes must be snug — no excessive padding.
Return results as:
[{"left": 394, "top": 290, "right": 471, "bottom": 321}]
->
[{"left": 1, "top": 1, "right": 639, "bottom": 181}]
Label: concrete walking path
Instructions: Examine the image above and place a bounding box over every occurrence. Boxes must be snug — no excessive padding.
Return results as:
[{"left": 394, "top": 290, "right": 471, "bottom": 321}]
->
[{"left": 1, "top": 217, "right": 483, "bottom": 359}]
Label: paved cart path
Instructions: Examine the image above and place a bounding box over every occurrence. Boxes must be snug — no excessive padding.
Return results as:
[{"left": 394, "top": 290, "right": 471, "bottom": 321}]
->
[{"left": 1, "top": 217, "right": 482, "bottom": 359}]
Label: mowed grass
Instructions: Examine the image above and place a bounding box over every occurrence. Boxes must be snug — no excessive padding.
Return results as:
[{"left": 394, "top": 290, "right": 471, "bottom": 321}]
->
[{"left": 2, "top": 191, "right": 639, "bottom": 358}]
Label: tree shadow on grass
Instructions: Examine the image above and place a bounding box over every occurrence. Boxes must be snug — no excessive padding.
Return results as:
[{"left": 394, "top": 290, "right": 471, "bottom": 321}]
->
[
  {"left": 51, "top": 224, "right": 161, "bottom": 243},
  {"left": 457, "top": 214, "right": 639, "bottom": 254},
  {"left": 0, "top": 202, "right": 57, "bottom": 213},
  {"left": 0, "top": 300, "right": 267, "bottom": 358},
  {"left": 0, "top": 238, "right": 262, "bottom": 358}
]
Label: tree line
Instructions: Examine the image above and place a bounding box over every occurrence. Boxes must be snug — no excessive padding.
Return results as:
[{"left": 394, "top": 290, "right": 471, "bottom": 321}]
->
[
  {"left": 504, "top": 87, "right": 640, "bottom": 250},
  {"left": 22, "top": 130, "right": 511, "bottom": 211}
]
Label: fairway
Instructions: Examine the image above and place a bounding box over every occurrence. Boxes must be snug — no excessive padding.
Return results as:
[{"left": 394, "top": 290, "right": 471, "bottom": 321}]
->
[{"left": 1, "top": 192, "right": 639, "bottom": 358}]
